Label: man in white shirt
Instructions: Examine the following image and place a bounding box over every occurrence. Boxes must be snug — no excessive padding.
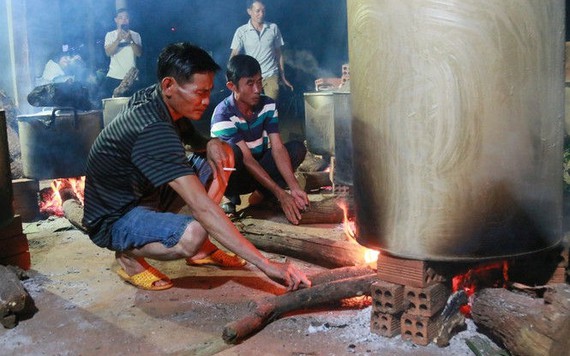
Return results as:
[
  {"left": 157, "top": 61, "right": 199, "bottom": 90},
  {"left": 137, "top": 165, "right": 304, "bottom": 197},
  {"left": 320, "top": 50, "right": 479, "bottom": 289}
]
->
[
  {"left": 230, "top": 0, "right": 293, "bottom": 101},
  {"left": 102, "top": 8, "right": 142, "bottom": 98}
]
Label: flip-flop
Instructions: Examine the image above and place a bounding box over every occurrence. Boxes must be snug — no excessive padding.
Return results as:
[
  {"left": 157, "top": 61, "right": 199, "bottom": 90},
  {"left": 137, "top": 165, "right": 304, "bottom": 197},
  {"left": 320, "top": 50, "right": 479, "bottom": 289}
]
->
[
  {"left": 117, "top": 266, "right": 173, "bottom": 291},
  {"left": 186, "top": 249, "right": 246, "bottom": 268}
]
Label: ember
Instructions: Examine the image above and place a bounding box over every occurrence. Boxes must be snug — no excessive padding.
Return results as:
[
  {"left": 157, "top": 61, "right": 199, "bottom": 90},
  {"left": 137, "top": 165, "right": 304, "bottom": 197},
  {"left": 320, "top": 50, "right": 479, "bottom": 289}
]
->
[
  {"left": 338, "top": 200, "right": 379, "bottom": 264},
  {"left": 451, "top": 261, "right": 508, "bottom": 316},
  {"left": 39, "top": 177, "right": 85, "bottom": 217}
]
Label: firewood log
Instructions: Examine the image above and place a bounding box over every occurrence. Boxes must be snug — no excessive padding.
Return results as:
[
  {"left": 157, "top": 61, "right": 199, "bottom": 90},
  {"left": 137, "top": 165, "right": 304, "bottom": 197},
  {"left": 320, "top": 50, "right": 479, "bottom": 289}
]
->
[
  {"left": 237, "top": 219, "right": 370, "bottom": 268},
  {"left": 471, "top": 285, "right": 570, "bottom": 356},
  {"left": 222, "top": 267, "right": 377, "bottom": 344}
]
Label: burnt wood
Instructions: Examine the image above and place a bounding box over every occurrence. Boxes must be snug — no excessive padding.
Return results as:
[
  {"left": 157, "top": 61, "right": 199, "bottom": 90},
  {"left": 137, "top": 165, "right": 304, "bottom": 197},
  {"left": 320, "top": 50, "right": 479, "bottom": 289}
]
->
[{"left": 222, "top": 267, "right": 377, "bottom": 344}]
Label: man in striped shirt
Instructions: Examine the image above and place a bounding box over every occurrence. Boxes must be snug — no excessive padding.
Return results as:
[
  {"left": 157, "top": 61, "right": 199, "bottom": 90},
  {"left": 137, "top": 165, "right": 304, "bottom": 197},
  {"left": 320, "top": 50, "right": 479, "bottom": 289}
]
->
[
  {"left": 83, "top": 43, "right": 310, "bottom": 291},
  {"left": 211, "top": 55, "right": 308, "bottom": 225}
]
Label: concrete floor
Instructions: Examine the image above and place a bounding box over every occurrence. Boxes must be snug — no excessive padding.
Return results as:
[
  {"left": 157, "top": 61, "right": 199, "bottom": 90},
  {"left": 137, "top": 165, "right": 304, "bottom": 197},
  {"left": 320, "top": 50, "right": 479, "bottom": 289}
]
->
[{"left": 0, "top": 215, "right": 499, "bottom": 356}]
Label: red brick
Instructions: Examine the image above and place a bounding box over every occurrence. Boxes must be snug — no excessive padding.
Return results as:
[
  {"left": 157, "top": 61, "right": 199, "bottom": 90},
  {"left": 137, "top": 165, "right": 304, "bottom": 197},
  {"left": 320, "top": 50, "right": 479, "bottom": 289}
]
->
[
  {"left": 371, "top": 280, "right": 404, "bottom": 314},
  {"left": 404, "top": 283, "right": 449, "bottom": 317},
  {"left": 371, "top": 310, "right": 401, "bottom": 338}
]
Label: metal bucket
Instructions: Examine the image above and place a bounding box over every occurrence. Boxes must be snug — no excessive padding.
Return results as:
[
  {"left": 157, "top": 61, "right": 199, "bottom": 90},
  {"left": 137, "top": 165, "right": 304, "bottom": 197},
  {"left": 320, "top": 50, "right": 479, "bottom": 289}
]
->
[
  {"left": 347, "top": 0, "right": 564, "bottom": 261},
  {"left": 0, "top": 110, "right": 14, "bottom": 228},
  {"left": 102, "top": 97, "right": 129, "bottom": 126},
  {"left": 18, "top": 108, "right": 103, "bottom": 180},
  {"left": 304, "top": 92, "right": 336, "bottom": 157}
]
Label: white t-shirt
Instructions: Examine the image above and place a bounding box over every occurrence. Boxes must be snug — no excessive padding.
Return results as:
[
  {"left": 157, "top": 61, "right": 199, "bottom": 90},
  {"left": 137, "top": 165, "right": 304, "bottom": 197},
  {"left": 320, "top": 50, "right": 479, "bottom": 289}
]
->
[
  {"left": 230, "top": 21, "right": 284, "bottom": 78},
  {"left": 40, "top": 60, "right": 68, "bottom": 83},
  {"left": 104, "top": 29, "right": 142, "bottom": 80}
]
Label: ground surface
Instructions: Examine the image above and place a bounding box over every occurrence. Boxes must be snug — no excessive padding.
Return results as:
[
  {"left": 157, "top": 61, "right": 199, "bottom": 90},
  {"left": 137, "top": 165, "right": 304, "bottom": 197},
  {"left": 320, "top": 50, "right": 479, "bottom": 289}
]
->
[{"left": 0, "top": 216, "right": 504, "bottom": 356}]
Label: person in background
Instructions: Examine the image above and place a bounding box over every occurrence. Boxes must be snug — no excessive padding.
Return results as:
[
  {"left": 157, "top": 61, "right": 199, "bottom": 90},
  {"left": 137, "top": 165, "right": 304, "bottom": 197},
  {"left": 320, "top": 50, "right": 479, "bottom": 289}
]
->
[
  {"left": 83, "top": 42, "right": 310, "bottom": 292},
  {"left": 102, "top": 8, "right": 142, "bottom": 98},
  {"left": 39, "top": 49, "right": 74, "bottom": 84},
  {"left": 211, "top": 54, "right": 308, "bottom": 225},
  {"left": 229, "top": 0, "right": 293, "bottom": 102}
]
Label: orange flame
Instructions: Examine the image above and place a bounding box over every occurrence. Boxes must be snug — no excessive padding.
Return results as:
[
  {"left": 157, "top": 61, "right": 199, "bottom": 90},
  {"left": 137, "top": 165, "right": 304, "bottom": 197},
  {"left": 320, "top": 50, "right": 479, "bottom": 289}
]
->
[
  {"left": 39, "top": 176, "right": 85, "bottom": 216},
  {"left": 337, "top": 200, "right": 379, "bottom": 265},
  {"left": 451, "top": 261, "right": 509, "bottom": 316}
]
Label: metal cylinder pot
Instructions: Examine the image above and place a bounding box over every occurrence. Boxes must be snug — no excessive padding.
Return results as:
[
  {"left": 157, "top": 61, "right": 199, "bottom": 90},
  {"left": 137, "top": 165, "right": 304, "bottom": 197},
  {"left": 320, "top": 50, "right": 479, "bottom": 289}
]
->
[
  {"left": 18, "top": 108, "right": 103, "bottom": 180},
  {"left": 347, "top": 0, "right": 564, "bottom": 261}
]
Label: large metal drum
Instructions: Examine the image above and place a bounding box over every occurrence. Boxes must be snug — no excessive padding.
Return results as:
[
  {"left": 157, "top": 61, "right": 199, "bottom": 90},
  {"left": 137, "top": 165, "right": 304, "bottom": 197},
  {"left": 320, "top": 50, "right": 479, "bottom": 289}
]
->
[{"left": 347, "top": 0, "right": 564, "bottom": 261}]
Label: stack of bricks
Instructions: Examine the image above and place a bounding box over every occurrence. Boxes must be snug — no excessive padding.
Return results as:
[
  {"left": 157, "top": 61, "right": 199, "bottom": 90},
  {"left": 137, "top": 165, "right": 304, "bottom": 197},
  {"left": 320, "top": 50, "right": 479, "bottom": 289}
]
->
[
  {"left": 0, "top": 215, "right": 30, "bottom": 270},
  {"left": 370, "top": 253, "right": 451, "bottom": 346}
]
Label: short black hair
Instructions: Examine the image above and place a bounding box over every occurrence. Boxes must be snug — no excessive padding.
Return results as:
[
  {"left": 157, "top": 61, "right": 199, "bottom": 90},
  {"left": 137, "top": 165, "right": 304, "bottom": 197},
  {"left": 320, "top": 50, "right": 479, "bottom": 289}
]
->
[
  {"left": 226, "top": 54, "right": 261, "bottom": 84},
  {"left": 157, "top": 42, "right": 220, "bottom": 84},
  {"left": 116, "top": 8, "right": 128, "bottom": 16}
]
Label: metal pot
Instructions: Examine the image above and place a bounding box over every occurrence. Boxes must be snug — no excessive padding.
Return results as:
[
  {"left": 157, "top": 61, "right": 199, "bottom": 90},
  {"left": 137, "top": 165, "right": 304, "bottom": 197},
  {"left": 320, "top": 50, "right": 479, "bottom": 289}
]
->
[
  {"left": 303, "top": 92, "right": 336, "bottom": 157},
  {"left": 347, "top": 0, "right": 564, "bottom": 261},
  {"left": 17, "top": 108, "right": 103, "bottom": 180},
  {"left": 102, "top": 97, "right": 129, "bottom": 126}
]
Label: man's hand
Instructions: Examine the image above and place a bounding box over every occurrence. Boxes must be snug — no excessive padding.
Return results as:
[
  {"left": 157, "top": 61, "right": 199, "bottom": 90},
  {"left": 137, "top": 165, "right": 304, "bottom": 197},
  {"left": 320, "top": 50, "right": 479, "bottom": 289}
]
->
[
  {"left": 290, "top": 188, "right": 309, "bottom": 211},
  {"left": 276, "top": 190, "right": 307, "bottom": 225},
  {"left": 206, "top": 139, "right": 233, "bottom": 186},
  {"left": 260, "top": 260, "right": 311, "bottom": 291}
]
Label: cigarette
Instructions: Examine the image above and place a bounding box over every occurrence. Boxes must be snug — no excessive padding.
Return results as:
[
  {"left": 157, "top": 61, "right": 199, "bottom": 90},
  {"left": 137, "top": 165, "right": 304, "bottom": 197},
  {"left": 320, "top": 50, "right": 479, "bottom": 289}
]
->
[{"left": 223, "top": 167, "right": 236, "bottom": 171}]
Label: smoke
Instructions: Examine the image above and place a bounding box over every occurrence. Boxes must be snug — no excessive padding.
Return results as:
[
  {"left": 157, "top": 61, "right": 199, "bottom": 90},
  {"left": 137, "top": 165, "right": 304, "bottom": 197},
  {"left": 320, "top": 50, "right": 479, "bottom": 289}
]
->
[
  {"left": 2, "top": 0, "right": 349, "bottom": 113},
  {"left": 285, "top": 49, "right": 337, "bottom": 79}
]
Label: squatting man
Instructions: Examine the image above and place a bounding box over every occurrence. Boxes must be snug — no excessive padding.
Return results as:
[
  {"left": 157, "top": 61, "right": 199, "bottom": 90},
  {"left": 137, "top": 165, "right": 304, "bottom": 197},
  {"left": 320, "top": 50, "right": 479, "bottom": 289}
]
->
[{"left": 82, "top": 42, "right": 310, "bottom": 291}]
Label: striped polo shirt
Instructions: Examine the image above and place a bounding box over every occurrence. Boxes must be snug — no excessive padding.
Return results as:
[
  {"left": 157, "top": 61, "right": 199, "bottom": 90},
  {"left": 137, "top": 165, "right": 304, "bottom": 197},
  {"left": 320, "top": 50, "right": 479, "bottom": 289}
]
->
[
  {"left": 83, "top": 84, "right": 207, "bottom": 248},
  {"left": 210, "top": 94, "right": 278, "bottom": 158}
]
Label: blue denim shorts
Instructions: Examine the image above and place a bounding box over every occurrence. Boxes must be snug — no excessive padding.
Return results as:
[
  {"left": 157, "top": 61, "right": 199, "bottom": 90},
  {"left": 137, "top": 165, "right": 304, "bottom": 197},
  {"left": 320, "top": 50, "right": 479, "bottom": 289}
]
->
[
  {"left": 110, "top": 206, "right": 194, "bottom": 251},
  {"left": 109, "top": 153, "right": 210, "bottom": 252}
]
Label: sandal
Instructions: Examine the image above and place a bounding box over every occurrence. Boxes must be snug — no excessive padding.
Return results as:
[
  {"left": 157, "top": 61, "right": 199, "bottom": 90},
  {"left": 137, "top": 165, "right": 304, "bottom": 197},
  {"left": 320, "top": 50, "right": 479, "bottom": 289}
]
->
[
  {"left": 117, "top": 266, "right": 173, "bottom": 291},
  {"left": 186, "top": 249, "right": 246, "bottom": 268}
]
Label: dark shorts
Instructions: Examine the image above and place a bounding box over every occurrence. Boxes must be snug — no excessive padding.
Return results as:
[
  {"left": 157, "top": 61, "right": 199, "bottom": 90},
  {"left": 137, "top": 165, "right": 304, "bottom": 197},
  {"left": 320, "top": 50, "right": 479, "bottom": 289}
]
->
[
  {"left": 110, "top": 152, "right": 211, "bottom": 251},
  {"left": 224, "top": 140, "right": 306, "bottom": 205}
]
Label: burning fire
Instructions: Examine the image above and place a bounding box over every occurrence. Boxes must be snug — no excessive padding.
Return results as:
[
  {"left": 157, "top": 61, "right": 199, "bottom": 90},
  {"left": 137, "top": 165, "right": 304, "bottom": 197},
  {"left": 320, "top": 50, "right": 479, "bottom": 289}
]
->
[
  {"left": 39, "top": 177, "right": 85, "bottom": 217},
  {"left": 451, "top": 261, "right": 509, "bottom": 316},
  {"left": 337, "top": 200, "right": 380, "bottom": 264}
]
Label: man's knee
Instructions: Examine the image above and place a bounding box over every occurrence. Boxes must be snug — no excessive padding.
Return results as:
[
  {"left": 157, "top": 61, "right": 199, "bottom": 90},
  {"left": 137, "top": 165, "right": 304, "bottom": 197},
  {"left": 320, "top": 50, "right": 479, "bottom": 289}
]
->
[{"left": 175, "top": 221, "right": 207, "bottom": 257}]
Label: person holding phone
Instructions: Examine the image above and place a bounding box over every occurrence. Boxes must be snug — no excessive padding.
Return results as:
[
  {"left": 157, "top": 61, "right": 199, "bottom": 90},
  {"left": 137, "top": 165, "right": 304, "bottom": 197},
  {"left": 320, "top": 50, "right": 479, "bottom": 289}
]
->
[{"left": 102, "top": 8, "right": 142, "bottom": 98}]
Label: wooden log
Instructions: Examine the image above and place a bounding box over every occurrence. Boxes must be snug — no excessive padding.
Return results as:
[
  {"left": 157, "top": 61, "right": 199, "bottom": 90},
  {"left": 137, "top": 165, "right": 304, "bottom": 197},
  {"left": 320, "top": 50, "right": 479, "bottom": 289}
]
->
[
  {"left": 295, "top": 171, "right": 332, "bottom": 192},
  {"left": 240, "top": 195, "right": 346, "bottom": 225},
  {"left": 222, "top": 272, "right": 377, "bottom": 344},
  {"left": 236, "top": 219, "right": 370, "bottom": 268},
  {"left": 62, "top": 199, "right": 87, "bottom": 233},
  {"left": 471, "top": 285, "right": 570, "bottom": 356}
]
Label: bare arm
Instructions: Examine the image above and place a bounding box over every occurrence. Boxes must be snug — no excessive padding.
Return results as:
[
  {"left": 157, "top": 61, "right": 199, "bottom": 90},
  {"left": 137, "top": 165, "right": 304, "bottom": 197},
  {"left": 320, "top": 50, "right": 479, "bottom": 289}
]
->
[
  {"left": 275, "top": 47, "right": 293, "bottom": 91},
  {"left": 237, "top": 135, "right": 308, "bottom": 224},
  {"left": 168, "top": 174, "right": 310, "bottom": 290},
  {"left": 229, "top": 48, "right": 240, "bottom": 60}
]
